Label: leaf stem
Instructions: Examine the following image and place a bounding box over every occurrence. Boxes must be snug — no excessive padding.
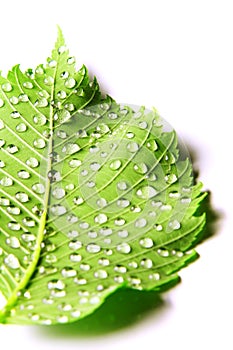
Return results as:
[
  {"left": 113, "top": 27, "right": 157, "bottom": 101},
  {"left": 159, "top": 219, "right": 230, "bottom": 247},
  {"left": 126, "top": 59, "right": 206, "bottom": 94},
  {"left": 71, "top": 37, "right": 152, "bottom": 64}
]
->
[{"left": 0, "top": 211, "right": 46, "bottom": 323}]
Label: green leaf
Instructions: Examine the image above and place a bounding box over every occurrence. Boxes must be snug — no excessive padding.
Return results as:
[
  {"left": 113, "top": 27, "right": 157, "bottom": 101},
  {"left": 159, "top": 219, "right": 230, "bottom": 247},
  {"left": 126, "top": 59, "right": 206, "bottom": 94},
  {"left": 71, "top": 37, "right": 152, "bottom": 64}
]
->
[{"left": 0, "top": 29, "right": 206, "bottom": 325}]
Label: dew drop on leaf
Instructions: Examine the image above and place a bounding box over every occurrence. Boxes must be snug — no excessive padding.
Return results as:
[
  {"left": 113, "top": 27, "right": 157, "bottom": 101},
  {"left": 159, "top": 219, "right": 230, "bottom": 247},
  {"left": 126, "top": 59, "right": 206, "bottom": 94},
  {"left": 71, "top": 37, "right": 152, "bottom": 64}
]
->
[
  {"left": 6, "top": 237, "right": 20, "bottom": 249},
  {"left": 17, "top": 170, "right": 31, "bottom": 179},
  {"left": 0, "top": 177, "right": 13, "bottom": 186},
  {"left": 109, "top": 160, "right": 122, "bottom": 170},
  {"left": 4, "top": 254, "right": 20, "bottom": 269},
  {"left": 16, "top": 123, "right": 27, "bottom": 132},
  {"left": 33, "top": 138, "right": 46, "bottom": 149},
  {"left": 2, "top": 82, "right": 12, "bottom": 92},
  {"left": 26, "top": 157, "right": 39, "bottom": 168},
  {"left": 116, "top": 242, "right": 131, "bottom": 254},
  {"left": 33, "top": 114, "right": 47, "bottom": 126},
  {"left": 32, "top": 183, "right": 45, "bottom": 194},
  {"left": 15, "top": 192, "right": 29, "bottom": 203},
  {"left": 139, "top": 237, "right": 154, "bottom": 248}
]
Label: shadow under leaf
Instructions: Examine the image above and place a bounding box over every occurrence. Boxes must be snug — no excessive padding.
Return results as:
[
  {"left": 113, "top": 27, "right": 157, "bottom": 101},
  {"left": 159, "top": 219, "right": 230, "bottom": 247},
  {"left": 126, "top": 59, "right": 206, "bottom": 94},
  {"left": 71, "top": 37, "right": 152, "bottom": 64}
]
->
[{"left": 39, "top": 289, "right": 166, "bottom": 337}]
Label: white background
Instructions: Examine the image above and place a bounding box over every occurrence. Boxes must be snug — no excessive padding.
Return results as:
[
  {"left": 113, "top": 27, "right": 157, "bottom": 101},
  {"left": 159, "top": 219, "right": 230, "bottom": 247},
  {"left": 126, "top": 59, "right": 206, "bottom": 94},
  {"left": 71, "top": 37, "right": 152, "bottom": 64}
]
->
[{"left": 0, "top": 0, "right": 232, "bottom": 349}]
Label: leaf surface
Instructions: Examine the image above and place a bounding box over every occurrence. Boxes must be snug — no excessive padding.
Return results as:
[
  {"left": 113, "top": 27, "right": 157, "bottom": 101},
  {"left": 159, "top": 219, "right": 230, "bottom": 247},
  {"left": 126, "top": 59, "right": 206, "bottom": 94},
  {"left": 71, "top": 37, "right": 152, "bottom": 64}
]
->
[{"left": 0, "top": 29, "right": 206, "bottom": 325}]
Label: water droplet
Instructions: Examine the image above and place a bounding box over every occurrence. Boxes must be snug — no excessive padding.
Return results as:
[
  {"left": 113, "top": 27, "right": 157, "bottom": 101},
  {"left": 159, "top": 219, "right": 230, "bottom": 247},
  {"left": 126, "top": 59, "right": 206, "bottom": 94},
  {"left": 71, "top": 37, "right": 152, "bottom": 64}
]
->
[
  {"left": 116, "top": 242, "right": 131, "bottom": 254},
  {"left": 0, "top": 99, "right": 4, "bottom": 108},
  {"left": 133, "top": 163, "right": 148, "bottom": 174},
  {"left": 18, "top": 170, "right": 30, "bottom": 179},
  {"left": 2, "top": 82, "right": 12, "bottom": 92},
  {"left": 62, "top": 143, "right": 80, "bottom": 155},
  {"left": 114, "top": 265, "right": 127, "bottom": 273},
  {"left": 168, "top": 219, "right": 181, "bottom": 230},
  {"left": 87, "top": 181, "right": 95, "bottom": 188},
  {"left": 51, "top": 204, "right": 67, "bottom": 216},
  {"left": 94, "top": 213, "right": 108, "bottom": 224},
  {"left": 0, "top": 197, "right": 10, "bottom": 206},
  {"left": 26, "top": 157, "right": 39, "bottom": 168},
  {"left": 128, "top": 277, "right": 141, "bottom": 286},
  {"left": 138, "top": 121, "right": 148, "bottom": 129},
  {"left": 71, "top": 309, "right": 81, "bottom": 318},
  {"left": 110, "top": 160, "right": 122, "bottom": 170},
  {"left": 65, "top": 103, "right": 75, "bottom": 112},
  {"left": 96, "top": 198, "right": 107, "bottom": 208},
  {"left": 33, "top": 138, "right": 46, "bottom": 149},
  {"left": 7, "top": 206, "right": 20, "bottom": 215},
  {"left": 139, "top": 237, "right": 154, "bottom": 248},
  {"left": 34, "top": 98, "right": 48, "bottom": 108},
  {"left": 16, "top": 123, "right": 27, "bottom": 132},
  {"left": 52, "top": 187, "right": 65, "bottom": 199},
  {"left": 147, "top": 140, "right": 158, "bottom": 151},
  {"left": 47, "top": 170, "right": 61, "bottom": 183},
  {"left": 61, "top": 267, "right": 77, "bottom": 278},
  {"left": 36, "top": 66, "right": 44, "bottom": 75},
  {"left": 1, "top": 177, "right": 13, "bottom": 186},
  {"left": 51, "top": 290, "right": 66, "bottom": 298},
  {"left": 125, "top": 131, "right": 134, "bottom": 139},
  {"left": 4, "top": 254, "right": 20, "bottom": 269},
  {"left": 65, "top": 183, "right": 75, "bottom": 191},
  {"left": 67, "top": 56, "right": 75, "bottom": 65},
  {"left": 127, "top": 142, "right": 139, "bottom": 153},
  {"left": 69, "top": 158, "right": 81, "bottom": 168},
  {"left": 157, "top": 248, "right": 169, "bottom": 257},
  {"left": 128, "top": 261, "right": 138, "bottom": 268},
  {"left": 7, "top": 144, "right": 19, "bottom": 154},
  {"left": 117, "top": 181, "right": 128, "bottom": 191},
  {"left": 0, "top": 119, "right": 4, "bottom": 130},
  {"left": 149, "top": 273, "right": 160, "bottom": 281},
  {"left": 32, "top": 183, "right": 45, "bottom": 194},
  {"left": 180, "top": 197, "right": 191, "bottom": 204},
  {"left": 18, "top": 94, "right": 29, "bottom": 102},
  {"left": 48, "top": 279, "right": 65, "bottom": 290},
  {"left": 118, "top": 230, "right": 129, "bottom": 238},
  {"left": 117, "top": 198, "right": 130, "bottom": 208},
  {"left": 69, "top": 253, "right": 82, "bottom": 262},
  {"left": 21, "top": 233, "right": 36, "bottom": 242},
  {"left": 57, "top": 90, "right": 67, "bottom": 99},
  {"left": 23, "top": 81, "right": 34, "bottom": 89},
  {"left": 57, "top": 315, "right": 69, "bottom": 324},
  {"left": 48, "top": 59, "right": 57, "bottom": 68},
  {"left": 136, "top": 186, "right": 157, "bottom": 199},
  {"left": 65, "top": 78, "right": 76, "bottom": 88},
  {"left": 80, "top": 263, "right": 90, "bottom": 271},
  {"left": 42, "top": 297, "right": 54, "bottom": 305},
  {"left": 114, "top": 276, "right": 124, "bottom": 283},
  {"left": 15, "top": 192, "right": 29, "bottom": 203},
  {"left": 114, "top": 218, "right": 125, "bottom": 226},
  {"left": 44, "top": 76, "right": 54, "bottom": 86},
  {"left": 0, "top": 139, "right": 5, "bottom": 147},
  {"left": 0, "top": 160, "right": 5, "bottom": 168},
  {"left": 67, "top": 230, "right": 79, "bottom": 239},
  {"left": 108, "top": 112, "right": 118, "bottom": 120},
  {"left": 68, "top": 240, "right": 82, "bottom": 250},
  {"left": 135, "top": 218, "right": 147, "bottom": 228},
  {"left": 22, "top": 217, "right": 36, "bottom": 227},
  {"left": 6, "top": 237, "right": 20, "bottom": 248},
  {"left": 10, "top": 96, "right": 19, "bottom": 105},
  {"left": 90, "top": 162, "right": 101, "bottom": 171},
  {"left": 94, "top": 269, "right": 108, "bottom": 279},
  {"left": 165, "top": 174, "right": 177, "bottom": 184},
  {"left": 86, "top": 243, "right": 101, "bottom": 254},
  {"left": 141, "top": 258, "right": 153, "bottom": 268},
  {"left": 10, "top": 111, "right": 20, "bottom": 118},
  {"left": 33, "top": 114, "right": 47, "bottom": 126}
]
